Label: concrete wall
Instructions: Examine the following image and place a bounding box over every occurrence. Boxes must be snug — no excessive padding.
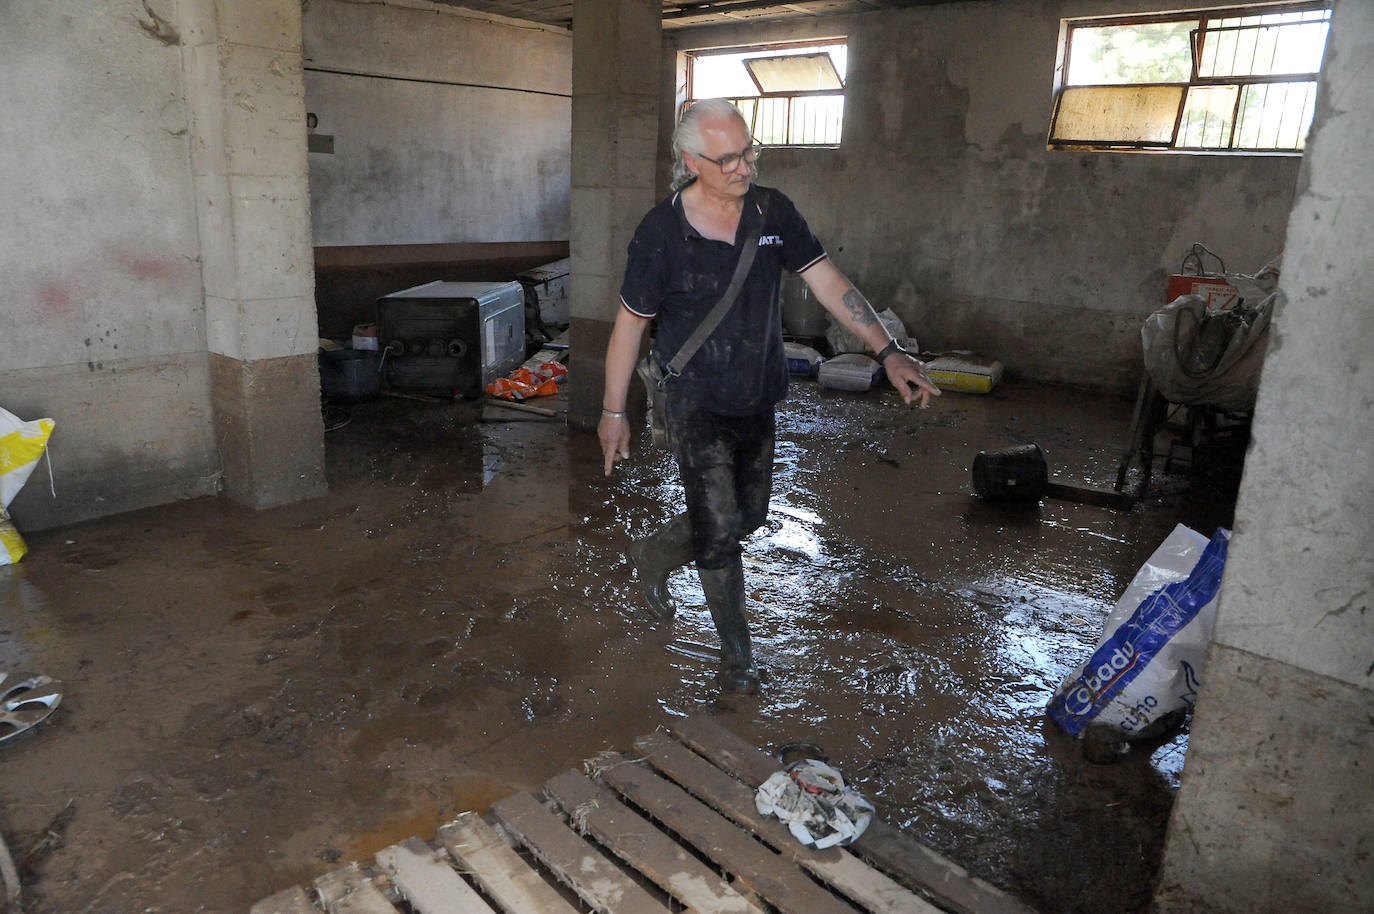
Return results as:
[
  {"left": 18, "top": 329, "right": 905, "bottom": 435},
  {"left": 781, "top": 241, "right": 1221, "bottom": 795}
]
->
[
  {"left": 566, "top": 0, "right": 663, "bottom": 431},
  {"left": 1, "top": 0, "right": 218, "bottom": 529},
  {"left": 1, "top": 0, "right": 574, "bottom": 531},
  {"left": 663, "top": 0, "right": 1301, "bottom": 394},
  {"left": 185, "top": 0, "right": 327, "bottom": 510},
  {"left": 1154, "top": 0, "right": 1374, "bottom": 908},
  {"left": 302, "top": 0, "right": 572, "bottom": 246}
]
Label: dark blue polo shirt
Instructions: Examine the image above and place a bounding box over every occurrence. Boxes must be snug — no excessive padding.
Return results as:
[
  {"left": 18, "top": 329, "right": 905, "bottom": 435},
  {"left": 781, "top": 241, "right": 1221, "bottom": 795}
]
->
[{"left": 619, "top": 183, "right": 827, "bottom": 415}]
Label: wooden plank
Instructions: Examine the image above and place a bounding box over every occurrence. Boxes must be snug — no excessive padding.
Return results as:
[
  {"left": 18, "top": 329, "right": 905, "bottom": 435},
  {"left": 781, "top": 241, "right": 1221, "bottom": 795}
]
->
[
  {"left": 483, "top": 398, "right": 558, "bottom": 418},
  {"left": 491, "top": 792, "right": 670, "bottom": 914},
  {"left": 669, "top": 716, "right": 1040, "bottom": 914},
  {"left": 595, "top": 753, "right": 861, "bottom": 914},
  {"left": 251, "top": 886, "right": 318, "bottom": 914},
  {"left": 1044, "top": 481, "right": 1136, "bottom": 511},
  {"left": 438, "top": 812, "right": 582, "bottom": 914},
  {"left": 375, "top": 836, "right": 497, "bottom": 914},
  {"left": 314, "top": 864, "right": 401, "bottom": 914},
  {"left": 544, "top": 769, "right": 765, "bottom": 914},
  {"left": 635, "top": 732, "right": 941, "bottom": 914}
]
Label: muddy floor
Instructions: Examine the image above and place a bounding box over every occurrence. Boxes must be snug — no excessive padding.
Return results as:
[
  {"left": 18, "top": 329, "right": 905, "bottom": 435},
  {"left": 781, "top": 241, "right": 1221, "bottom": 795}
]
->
[{"left": 0, "top": 376, "right": 1236, "bottom": 914}]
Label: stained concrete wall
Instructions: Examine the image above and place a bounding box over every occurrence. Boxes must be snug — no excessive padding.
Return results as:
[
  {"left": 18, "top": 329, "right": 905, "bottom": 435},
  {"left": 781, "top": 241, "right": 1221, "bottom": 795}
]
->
[
  {"left": 663, "top": 0, "right": 1301, "bottom": 394},
  {"left": 566, "top": 0, "right": 662, "bottom": 431},
  {"left": 1, "top": 0, "right": 218, "bottom": 529},
  {"left": 302, "top": 0, "right": 572, "bottom": 246},
  {"left": 185, "top": 0, "right": 326, "bottom": 510},
  {"left": 1154, "top": 0, "right": 1374, "bottom": 908}
]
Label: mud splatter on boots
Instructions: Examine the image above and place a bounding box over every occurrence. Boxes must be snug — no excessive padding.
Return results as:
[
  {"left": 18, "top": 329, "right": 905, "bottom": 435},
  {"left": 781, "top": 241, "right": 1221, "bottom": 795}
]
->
[
  {"left": 628, "top": 514, "right": 694, "bottom": 620},
  {"left": 699, "top": 557, "right": 760, "bottom": 694}
]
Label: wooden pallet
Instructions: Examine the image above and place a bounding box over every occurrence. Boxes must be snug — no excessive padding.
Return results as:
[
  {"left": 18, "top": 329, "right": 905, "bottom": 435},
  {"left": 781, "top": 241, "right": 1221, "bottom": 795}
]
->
[{"left": 252, "top": 716, "right": 1038, "bottom": 914}]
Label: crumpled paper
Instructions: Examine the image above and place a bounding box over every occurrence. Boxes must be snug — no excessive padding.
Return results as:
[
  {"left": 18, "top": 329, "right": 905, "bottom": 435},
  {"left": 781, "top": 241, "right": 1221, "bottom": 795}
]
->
[{"left": 754, "top": 759, "right": 874, "bottom": 849}]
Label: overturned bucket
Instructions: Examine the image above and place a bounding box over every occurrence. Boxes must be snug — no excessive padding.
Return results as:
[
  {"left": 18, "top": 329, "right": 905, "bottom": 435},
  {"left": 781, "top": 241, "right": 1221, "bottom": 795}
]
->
[
  {"left": 319, "top": 348, "right": 382, "bottom": 403},
  {"left": 972, "top": 443, "right": 1049, "bottom": 500}
]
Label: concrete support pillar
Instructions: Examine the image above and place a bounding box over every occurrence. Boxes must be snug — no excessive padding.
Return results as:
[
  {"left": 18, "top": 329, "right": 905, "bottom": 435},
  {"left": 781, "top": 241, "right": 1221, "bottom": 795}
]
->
[
  {"left": 182, "top": 0, "right": 326, "bottom": 508},
  {"left": 1153, "top": 3, "right": 1374, "bottom": 911},
  {"left": 567, "top": 0, "right": 662, "bottom": 431}
]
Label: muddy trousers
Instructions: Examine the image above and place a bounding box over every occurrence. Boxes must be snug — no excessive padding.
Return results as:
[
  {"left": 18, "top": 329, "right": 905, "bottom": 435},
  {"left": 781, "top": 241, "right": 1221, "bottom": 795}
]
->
[
  {"left": 669, "top": 403, "right": 775, "bottom": 571},
  {"left": 631, "top": 404, "right": 772, "bottom": 621},
  {"left": 669, "top": 402, "right": 773, "bottom": 691}
]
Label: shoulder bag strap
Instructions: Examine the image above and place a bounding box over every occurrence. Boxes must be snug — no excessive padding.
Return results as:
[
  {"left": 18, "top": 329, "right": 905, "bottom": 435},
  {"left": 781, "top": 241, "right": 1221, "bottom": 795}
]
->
[{"left": 661, "top": 193, "right": 770, "bottom": 382}]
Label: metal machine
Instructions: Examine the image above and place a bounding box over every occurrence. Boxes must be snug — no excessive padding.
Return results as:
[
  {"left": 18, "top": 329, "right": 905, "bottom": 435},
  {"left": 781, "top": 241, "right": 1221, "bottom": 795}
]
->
[{"left": 377, "top": 280, "right": 525, "bottom": 398}]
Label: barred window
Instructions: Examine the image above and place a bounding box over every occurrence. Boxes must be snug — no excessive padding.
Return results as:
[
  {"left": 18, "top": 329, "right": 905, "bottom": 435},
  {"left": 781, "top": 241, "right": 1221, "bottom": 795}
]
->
[
  {"left": 1049, "top": 2, "right": 1330, "bottom": 153},
  {"left": 685, "top": 40, "right": 846, "bottom": 147}
]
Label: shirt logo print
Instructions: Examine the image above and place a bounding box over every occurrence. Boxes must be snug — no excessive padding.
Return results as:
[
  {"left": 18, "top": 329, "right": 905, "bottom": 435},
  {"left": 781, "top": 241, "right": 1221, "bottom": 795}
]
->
[{"left": 758, "top": 235, "right": 783, "bottom": 247}]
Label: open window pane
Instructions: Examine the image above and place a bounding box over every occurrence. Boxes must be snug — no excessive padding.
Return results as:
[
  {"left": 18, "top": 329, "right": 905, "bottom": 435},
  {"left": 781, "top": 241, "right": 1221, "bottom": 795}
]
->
[
  {"left": 687, "top": 41, "right": 847, "bottom": 147},
  {"left": 744, "top": 53, "right": 843, "bottom": 93},
  {"left": 1198, "top": 18, "right": 1330, "bottom": 78},
  {"left": 1066, "top": 21, "right": 1196, "bottom": 85},
  {"left": 1234, "top": 80, "right": 1318, "bottom": 149},
  {"left": 1178, "top": 85, "right": 1239, "bottom": 148},
  {"left": 1051, "top": 84, "right": 1184, "bottom": 144},
  {"left": 1050, "top": 2, "right": 1329, "bottom": 153}
]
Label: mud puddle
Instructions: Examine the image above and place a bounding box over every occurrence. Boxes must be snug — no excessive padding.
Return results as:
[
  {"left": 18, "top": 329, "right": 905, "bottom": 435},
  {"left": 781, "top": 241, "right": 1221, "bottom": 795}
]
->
[{"left": 0, "top": 380, "right": 1234, "bottom": 913}]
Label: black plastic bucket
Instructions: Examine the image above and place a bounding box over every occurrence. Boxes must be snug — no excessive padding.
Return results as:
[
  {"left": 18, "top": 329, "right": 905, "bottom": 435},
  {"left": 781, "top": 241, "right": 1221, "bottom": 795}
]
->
[
  {"left": 319, "top": 349, "right": 382, "bottom": 403},
  {"left": 972, "top": 443, "right": 1049, "bottom": 500}
]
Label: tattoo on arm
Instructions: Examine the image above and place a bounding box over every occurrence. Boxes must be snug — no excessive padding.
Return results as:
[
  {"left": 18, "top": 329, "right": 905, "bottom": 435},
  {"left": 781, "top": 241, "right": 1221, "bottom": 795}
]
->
[{"left": 842, "top": 288, "right": 878, "bottom": 327}]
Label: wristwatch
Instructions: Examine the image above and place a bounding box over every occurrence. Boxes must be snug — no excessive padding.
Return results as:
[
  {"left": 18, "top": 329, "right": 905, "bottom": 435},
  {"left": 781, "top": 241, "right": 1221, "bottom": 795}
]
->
[{"left": 875, "top": 339, "right": 908, "bottom": 363}]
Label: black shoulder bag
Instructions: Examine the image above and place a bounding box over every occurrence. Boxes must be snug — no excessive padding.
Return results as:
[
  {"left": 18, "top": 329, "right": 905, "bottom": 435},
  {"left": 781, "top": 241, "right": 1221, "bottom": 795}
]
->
[{"left": 636, "top": 195, "right": 769, "bottom": 450}]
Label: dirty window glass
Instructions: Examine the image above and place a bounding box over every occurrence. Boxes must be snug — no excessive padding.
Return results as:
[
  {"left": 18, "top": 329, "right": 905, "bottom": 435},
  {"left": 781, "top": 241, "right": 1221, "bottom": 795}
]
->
[
  {"left": 744, "top": 53, "right": 844, "bottom": 93},
  {"left": 1051, "top": 85, "right": 1186, "bottom": 145},
  {"left": 686, "top": 41, "right": 847, "bottom": 147},
  {"left": 1049, "top": 2, "right": 1330, "bottom": 153}
]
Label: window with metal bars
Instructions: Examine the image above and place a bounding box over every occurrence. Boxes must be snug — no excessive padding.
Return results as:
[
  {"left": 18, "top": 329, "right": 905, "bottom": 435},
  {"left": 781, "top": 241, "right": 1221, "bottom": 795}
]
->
[
  {"left": 684, "top": 40, "right": 846, "bottom": 147},
  {"left": 1048, "top": 2, "right": 1330, "bottom": 153}
]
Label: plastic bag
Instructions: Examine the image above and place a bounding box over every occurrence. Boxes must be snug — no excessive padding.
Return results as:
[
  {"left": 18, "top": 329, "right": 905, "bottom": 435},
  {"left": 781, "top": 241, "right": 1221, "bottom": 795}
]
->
[
  {"left": 1, "top": 408, "right": 54, "bottom": 508},
  {"left": 754, "top": 759, "right": 874, "bottom": 849},
  {"left": 1, "top": 509, "right": 26, "bottom": 565},
  {"left": 817, "top": 354, "right": 883, "bottom": 392},
  {"left": 1047, "top": 524, "right": 1230, "bottom": 740},
  {"left": 484, "top": 362, "right": 567, "bottom": 401},
  {"left": 1, "top": 407, "right": 56, "bottom": 566},
  {"left": 1141, "top": 291, "right": 1274, "bottom": 412},
  {"left": 922, "top": 351, "right": 1004, "bottom": 394},
  {"left": 784, "top": 341, "right": 823, "bottom": 377},
  {"left": 826, "top": 308, "right": 911, "bottom": 356}
]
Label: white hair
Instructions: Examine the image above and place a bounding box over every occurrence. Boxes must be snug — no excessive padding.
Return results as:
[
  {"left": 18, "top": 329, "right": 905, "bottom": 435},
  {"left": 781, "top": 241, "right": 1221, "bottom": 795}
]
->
[{"left": 671, "top": 99, "right": 752, "bottom": 191}]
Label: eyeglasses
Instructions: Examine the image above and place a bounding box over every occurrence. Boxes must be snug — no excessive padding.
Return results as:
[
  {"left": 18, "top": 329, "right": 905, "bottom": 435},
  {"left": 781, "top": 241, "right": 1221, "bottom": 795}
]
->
[{"left": 694, "top": 143, "right": 762, "bottom": 173}]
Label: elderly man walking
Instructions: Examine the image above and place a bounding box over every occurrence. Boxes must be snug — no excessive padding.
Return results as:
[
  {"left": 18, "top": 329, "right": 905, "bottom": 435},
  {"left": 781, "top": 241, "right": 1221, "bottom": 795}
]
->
[{"left": 599, "top": 98, "right": 939, "bottom": 693}]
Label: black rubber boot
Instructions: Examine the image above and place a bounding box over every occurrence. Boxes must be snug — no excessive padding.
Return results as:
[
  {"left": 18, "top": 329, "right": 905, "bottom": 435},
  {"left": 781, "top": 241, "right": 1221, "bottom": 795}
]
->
[
  {"left": 699, "top": 558, "right": 760, "bottom": 694},
  {"left": 628, "top": 514, "right": 694, "bottom": 620}
]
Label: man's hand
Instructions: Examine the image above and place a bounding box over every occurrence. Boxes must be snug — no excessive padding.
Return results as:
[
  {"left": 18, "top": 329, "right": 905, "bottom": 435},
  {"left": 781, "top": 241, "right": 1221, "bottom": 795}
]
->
[
  {"left": 800, "top": 263, "right": 940, "bottom": 409},
  {"left": 599, "top": 414, "right": 631, "bottom": 475},
  {"left": 883, "top": 352, "right": 942, "bottom": 408}
]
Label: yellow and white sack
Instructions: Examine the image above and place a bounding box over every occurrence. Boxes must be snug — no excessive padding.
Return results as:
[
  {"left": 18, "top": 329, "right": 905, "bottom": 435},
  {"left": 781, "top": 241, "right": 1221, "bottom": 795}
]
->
[{"left": 0, "top": 407, "right": 56, "bottom": 565}]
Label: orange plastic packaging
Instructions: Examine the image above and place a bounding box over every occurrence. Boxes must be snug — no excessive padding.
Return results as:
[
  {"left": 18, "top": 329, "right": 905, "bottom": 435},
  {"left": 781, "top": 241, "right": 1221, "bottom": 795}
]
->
[{"left": 485, "top": 362, "right": 568, "bottom": 401}]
